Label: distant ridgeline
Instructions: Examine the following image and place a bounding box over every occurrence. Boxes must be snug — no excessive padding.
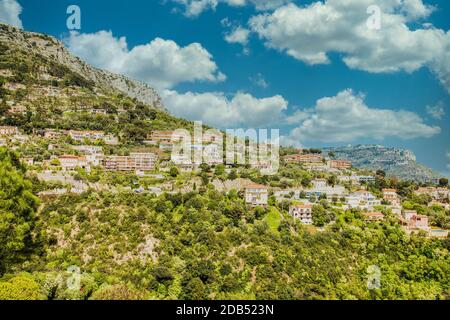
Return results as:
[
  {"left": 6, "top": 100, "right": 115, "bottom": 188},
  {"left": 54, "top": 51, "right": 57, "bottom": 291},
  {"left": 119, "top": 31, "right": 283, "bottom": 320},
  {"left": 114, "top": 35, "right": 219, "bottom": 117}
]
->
[{"left": 322, "top": 145, "right": 441, "bottom": 183}]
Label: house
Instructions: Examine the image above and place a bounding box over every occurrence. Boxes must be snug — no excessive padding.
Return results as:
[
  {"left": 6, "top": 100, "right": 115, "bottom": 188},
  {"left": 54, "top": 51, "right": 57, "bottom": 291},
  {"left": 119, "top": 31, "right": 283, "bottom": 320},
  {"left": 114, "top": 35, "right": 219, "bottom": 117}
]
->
[
  {"left": 403, "top": 210, "right": 418, "bottom": 221},
  {"left": 58, "top": 155, "right": 90, "bottom": 172},
  {"left": 0, "top": 126, "right": 19, "bottom": 136},
  {"left": 289, "top": 204, "right": 313, "bottom": 225},
  {"left": 358, "top": 176, "right": 376, "bottom": 183},
  {"left": 436, "top": 188, "right": 450, "bottom": 200},
  {"left": 363, "top": 212, "right": 385, "bottom": 222},
  {"left": 346, "top": 190, "right": 381, "bottom": 210},
  {"left": 203, "top": 144, "right": 223, "bottom": 165},
  {"left": 72, "top": 146, "right": 104, "bottom": 166},
  {"left": 414, "top": 215, "right": 430, "bottom": 231},
  {"left": 148, "top": 131, "right": 186, "bottom": 144},
  {"left": 68, "top": 130, "right": 106, "bottom": 141},
  {"left": 382, "top": 189, "right": 400, "bottom": 205},
  {"left": 44, "top": 129, "right": 63, "bottom": 139},
  {"left": 103, "top": 153, "right": 158, "bottom": 172},
  {"left": 328, "top": 160, "right": 352, "bottom": 170},
  {"left": 401, "top": 210, "right": 430, "bottom": 232},
  {"left": 312, "top": 179, "right": 328, "bottom": 189},
  {"left": 284, "top": 154, "right": 323, "bottom": 164},
  {"left": 245, "top": 184, "right": 269, "bottom": 207}
]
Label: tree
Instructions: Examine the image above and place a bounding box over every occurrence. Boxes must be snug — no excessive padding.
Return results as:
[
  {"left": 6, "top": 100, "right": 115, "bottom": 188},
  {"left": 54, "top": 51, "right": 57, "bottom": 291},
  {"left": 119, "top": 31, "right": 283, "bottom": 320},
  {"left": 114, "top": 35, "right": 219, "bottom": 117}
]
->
[
  {"left": 169, "top": 166, "right": 179, "bottom": 178},
  {"left": 0, "top": 274, "right": 45, "bottom": 300},
  {"left": 90, "top": 284, "right": 145, "bottom": 300},
  {"left": 376, "top": 170, "right": 386, "bottom": 177},
  {"left": 184, "top": 278, "right": 207, "bottom": 300},
  {"left": 0, "top": 148, "right": 40, "bottom": 274},
  {"left": 438, "top": 178, "right": 449, "bottom": 187},
  {"left": 228, "top": 169, "right": 238, "bottom": 181}
]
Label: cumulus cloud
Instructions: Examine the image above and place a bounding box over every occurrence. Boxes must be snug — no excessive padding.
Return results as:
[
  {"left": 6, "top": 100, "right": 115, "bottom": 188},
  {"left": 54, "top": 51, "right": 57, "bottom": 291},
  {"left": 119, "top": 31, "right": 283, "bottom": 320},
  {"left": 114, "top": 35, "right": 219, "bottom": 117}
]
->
[
  {"left": 0, "top": 0, "right": 22, "bottom": 28},
  {"left": 161, "top": 90, "right": 288, "bottom": 128},
  {"left": 250, "top": 73, "right": 269, "bottom": 88},
  {"left": 221, "top": 18, "right": 251, "bottom": 54},
  {"left": 285, "top": 89, "right": 440, "bottom": 145},
  {"left": 171, "top": 0, "right": 290, "bottom": 17},
  {"left": 65, "top": 30, "right": 225, "bottom": 90},
  {"left": 224, "top": 26, "right": 250, "bottom": 46},
  {"left": 426, "top": 101, "right": 445, "bottom": 120},
  {"left": 249, "top": 0, "right": 450, "bottom": 92}
]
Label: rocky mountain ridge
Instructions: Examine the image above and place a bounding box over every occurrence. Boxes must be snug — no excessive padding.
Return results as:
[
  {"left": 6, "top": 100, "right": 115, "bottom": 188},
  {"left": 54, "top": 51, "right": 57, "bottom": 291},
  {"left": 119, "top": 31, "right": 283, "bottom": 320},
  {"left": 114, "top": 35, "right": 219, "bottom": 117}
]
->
[
  {"left": 0, "top": 23, "right": 163, "bottom": 109},
  {"left": 323, "top": 144, "right": 441, "bottom": 182}
]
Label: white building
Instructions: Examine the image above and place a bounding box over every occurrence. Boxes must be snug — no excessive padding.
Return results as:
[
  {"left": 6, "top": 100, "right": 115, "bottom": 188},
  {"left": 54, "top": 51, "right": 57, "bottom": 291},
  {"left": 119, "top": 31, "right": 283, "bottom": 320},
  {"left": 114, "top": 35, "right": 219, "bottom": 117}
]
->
[
  {"left": 245, "top": 184, "right": 269, "bottom": 207},
  {"left": 289, "top": 204, "right": 313, "bottom": 225},
  {"left": 346, "top": 190, "right": 381, "bottom": 210}
]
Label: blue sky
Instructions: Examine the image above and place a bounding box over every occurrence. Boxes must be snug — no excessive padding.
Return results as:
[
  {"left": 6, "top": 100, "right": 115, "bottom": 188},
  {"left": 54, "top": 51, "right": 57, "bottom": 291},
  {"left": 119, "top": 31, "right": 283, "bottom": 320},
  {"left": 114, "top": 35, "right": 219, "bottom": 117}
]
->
[{"left": 1, "top": 0, "right": 449, "bottom": 177}]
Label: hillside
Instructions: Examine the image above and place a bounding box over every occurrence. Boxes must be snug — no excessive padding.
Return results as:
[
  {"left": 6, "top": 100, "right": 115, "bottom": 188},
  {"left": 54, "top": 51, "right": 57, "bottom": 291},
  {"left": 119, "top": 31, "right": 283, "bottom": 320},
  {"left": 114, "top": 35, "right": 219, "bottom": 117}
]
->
[
  {"left": 323, "top": 145, "right": 441, "bottom": 183},
  {"left": 0, "top": 23, "right": 162, "bottom": 109},
  {"left": 0, "top": 24, "right": 195, "bottom": 143},
  {"left": 0, "top": 25, "right": 449, "bottom": 301}
]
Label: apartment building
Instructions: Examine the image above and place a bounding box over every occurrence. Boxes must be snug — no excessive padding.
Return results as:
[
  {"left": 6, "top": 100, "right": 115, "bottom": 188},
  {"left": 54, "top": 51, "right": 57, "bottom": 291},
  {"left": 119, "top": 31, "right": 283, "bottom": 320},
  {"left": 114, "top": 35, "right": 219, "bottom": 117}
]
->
[
  {"left": 382, "top": 188, "right": 400, "bottom": 205},
  {"left": 284, "top": 154, "right": 323, "bottom": 164},
  {"left": 103, "top": 153, "right": 158, "bottom": 172},
  {"left": 289, "top": 204, "right": 313, "bottom": 225},
  {"left": 328, "top": 160, "right": 352, "bottom": 170},
  {"left": 245, "top": 184, "right": 269, "bottom": 207}
]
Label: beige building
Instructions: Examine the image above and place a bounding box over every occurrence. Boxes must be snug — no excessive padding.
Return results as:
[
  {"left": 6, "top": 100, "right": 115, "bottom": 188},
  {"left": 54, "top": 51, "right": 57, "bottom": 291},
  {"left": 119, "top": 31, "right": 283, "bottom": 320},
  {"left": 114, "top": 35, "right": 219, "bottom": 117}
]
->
[
  {"left": 382, "top": 189, "right": 400, "bottom": 205},
  {"left": 245, "top": 184, "right": 269, "bottom": 207},
  {"left": 328, "top": 160, "right": 352, "bottom": 170},
  {"left": 103, "top": 153, "right": 158, "bottom": 172},
  {"left": 58, "top": 155, "right": 90, "bottom": 172}
]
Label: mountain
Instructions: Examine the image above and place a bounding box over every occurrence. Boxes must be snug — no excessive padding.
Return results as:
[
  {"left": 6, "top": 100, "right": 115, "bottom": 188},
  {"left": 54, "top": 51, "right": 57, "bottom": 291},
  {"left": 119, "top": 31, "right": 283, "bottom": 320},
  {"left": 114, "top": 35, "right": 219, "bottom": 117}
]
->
[
  {"left": 323, "top": 144, "right": 441, "bottom": 183},
  {"left": 0, "top": 23, "right": 163, "bottom": 109},
  {"left": 0, "top": 23, "right": 196, "bottom": 142}
]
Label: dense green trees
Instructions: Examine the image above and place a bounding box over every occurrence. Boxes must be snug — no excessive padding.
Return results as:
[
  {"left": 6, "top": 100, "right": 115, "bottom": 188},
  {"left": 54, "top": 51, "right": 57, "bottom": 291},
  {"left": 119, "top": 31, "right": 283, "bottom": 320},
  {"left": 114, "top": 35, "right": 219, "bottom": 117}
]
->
[
  {"left": 0, "top": 148, "right": 40, "bottom": 274},
  {"left": 0, "top": 187, "right": 443, "bottom": 301}
]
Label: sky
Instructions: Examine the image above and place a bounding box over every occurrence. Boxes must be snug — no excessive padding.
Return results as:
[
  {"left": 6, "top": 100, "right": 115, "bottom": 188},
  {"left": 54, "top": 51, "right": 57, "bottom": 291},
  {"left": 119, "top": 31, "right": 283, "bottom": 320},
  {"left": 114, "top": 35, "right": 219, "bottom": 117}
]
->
[{"left": 0, "top": 0, "right": 449, "bottom": 177}]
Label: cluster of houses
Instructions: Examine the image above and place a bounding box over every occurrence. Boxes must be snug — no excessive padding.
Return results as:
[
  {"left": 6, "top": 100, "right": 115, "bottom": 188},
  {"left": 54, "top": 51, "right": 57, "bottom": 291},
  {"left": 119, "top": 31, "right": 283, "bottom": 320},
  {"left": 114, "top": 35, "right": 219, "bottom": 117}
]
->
[
  {"left": 49, "top": 151, "right": 158, "bottom": 175},
  {"left": 244, "top": 179, "right": 449, "bottom": 238},
  {"left": 44, "top": 129, "right": 119, "bottom": 145},
  {"left": 283, "top": 152, "right": 353, "bottom": 173}
]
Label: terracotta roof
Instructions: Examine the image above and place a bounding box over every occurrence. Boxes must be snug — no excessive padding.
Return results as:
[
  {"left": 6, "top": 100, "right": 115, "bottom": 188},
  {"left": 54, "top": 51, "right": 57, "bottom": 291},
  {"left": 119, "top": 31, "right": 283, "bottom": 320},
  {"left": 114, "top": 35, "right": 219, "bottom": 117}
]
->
[
  {"left": 246, "top": 183, "right": 268, "bottom": 190},
  {"left": 292, "top": 204, "right": 313, "bottom": 209}
]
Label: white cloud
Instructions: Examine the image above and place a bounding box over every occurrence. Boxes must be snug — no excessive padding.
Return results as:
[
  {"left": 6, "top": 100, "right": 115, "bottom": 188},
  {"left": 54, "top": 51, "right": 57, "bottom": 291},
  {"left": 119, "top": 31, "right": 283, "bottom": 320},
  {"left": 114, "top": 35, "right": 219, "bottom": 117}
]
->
[
  {"left": 65, "top": 30, "right": 225, "bottom": 90},
  {"left": 285, "top": 89, "right": 440, "bottom": 145},
  {"left": 161, "top": 90, "right": 288, "bottom": 128},
  {"left": 171, "top": 0, "right": 290, "bottom": 17},
  {"left": 250, "top": 73, "right": 269, "bottom": 88},
  {"left": 426, "top": 101, "right": 445, "bottom": 120},
  {"left": 447, "top": 152, "right": 450, "bottom": 159},
  {"left": 0, "top": 0, "right": 22, "bottom": 28},
  {"left": 249, "top": 0, "right": 450, "bottom": 92},
  {"left": 222, "top": 20, "right": 251, "bottom": 54},
  {"left": 225, "top": 26, "right": 250, "bottom": 46}
]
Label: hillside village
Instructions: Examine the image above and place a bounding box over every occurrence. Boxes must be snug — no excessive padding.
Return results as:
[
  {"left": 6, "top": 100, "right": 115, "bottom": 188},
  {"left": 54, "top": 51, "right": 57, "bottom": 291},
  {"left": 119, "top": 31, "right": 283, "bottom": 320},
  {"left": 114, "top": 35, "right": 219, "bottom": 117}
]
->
[
  {"left": 1, "top": 23, "right": 450, "bottom": 300},
  {"left": 0, "top": 123, "right": 449, "bottom": 239}
]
